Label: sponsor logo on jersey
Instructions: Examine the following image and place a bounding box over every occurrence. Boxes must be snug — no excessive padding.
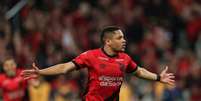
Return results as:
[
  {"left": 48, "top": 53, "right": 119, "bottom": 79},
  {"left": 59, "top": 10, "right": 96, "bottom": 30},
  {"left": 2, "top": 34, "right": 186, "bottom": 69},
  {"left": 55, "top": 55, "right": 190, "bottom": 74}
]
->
[{"left": 98, "top": 76, "right": 123, "bottom": 87}]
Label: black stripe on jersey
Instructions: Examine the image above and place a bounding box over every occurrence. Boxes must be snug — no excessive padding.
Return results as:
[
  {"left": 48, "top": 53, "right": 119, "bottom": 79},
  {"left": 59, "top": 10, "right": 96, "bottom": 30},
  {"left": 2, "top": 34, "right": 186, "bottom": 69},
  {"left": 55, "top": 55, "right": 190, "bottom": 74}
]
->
[
  {"left": 81, "top": 78, "right": 90, "bottom": 101},
  {"left": 72, "top": 61, "right": 81, "bottom": 70},
  {"left": 81, "top": 86, "right": 89, "bottom": 101},
  {"left": 101, "top": 47, "right": 118, "bottom": 58},
  {"left": 127, "top": 65, "right": 139, "bottom": 73}
]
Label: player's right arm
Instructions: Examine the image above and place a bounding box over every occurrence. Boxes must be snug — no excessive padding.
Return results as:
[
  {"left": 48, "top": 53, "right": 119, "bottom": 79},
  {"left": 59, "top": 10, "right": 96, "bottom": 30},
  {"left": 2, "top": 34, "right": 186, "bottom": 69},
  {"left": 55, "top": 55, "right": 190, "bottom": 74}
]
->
[
  {"left": 21, "top": 62, "right": 76, "bottom": 79},
  {"left": 21, "top": 50, "right": 91, "bottom": 79}
]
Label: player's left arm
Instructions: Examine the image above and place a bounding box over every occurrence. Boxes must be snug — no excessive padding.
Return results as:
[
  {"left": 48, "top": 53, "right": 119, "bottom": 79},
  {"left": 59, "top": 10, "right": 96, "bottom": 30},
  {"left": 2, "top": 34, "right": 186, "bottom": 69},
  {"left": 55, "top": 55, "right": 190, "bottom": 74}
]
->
[{"left": 133, "top": 66, "right": 175, "bottom": 86}]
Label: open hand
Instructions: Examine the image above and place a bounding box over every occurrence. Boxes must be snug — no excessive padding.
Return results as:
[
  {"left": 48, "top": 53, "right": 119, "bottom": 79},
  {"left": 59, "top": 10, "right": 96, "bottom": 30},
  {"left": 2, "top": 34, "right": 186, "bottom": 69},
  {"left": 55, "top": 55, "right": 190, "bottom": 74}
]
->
[
  {"left": 159, "top": 66, "right": 175, "bottom": 86},
  {"left": 20, "top": 63, "right": 40, "bottom": 80}
]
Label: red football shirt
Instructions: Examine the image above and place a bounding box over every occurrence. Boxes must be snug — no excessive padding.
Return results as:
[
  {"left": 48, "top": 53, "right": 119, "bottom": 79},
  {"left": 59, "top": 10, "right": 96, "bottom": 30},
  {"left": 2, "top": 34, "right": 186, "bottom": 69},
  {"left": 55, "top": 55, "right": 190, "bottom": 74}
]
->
[
  {"left": 0, "top": 69, "right": 27, "bottom": 101},
  {"left": 73, "top": 48, "right": 138, "bottom": 101}
]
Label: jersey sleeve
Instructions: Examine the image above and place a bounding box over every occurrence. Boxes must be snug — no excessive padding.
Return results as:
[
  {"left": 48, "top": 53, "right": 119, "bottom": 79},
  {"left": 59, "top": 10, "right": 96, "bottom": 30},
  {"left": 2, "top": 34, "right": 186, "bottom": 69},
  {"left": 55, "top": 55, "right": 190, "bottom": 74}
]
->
[
  {"left": 72, "top": 51, "right": 91, "bottom": 70},
  {"left": 126, "top": 56, "right": 138, "bottom": 73}
]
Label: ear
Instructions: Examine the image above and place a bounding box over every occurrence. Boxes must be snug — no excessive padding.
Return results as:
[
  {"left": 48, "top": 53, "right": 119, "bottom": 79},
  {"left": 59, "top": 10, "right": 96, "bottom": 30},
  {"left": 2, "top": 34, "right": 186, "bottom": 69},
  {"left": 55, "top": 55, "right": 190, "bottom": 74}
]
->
[{"left": 105, "top": 39, "right": 111, "bottom": 45}]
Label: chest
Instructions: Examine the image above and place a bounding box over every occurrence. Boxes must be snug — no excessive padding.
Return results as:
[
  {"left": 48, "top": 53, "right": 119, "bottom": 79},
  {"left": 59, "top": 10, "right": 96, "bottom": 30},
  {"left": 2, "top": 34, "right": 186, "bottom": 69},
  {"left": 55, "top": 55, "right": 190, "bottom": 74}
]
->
[{"left": 91, "top": 57, "right": 127, "bottom": 76}]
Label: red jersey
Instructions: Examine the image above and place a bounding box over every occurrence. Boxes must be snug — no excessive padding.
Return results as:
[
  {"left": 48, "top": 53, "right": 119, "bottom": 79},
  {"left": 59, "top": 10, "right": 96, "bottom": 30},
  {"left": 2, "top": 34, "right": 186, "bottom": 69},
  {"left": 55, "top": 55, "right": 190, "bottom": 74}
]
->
[
  {"left": 73, "top": 48, "right": 138, "bottom": 101},
  {"left": 0, "top": 69, "right": 27, "bottom": 101}
]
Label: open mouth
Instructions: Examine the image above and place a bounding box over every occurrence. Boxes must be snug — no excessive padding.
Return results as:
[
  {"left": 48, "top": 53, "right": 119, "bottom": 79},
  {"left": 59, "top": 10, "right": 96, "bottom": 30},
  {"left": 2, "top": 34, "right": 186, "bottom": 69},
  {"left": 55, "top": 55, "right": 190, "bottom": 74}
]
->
[{"left": 122, "top": 44, "right": 126, "bottom": 48}]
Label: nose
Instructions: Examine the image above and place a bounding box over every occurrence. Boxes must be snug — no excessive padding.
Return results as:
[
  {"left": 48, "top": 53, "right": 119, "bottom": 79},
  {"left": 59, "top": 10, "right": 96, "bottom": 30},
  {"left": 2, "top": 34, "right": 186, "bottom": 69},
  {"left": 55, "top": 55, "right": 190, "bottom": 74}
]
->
[{"left": 122, "top": 38, "right": 126, "bottom": 43}]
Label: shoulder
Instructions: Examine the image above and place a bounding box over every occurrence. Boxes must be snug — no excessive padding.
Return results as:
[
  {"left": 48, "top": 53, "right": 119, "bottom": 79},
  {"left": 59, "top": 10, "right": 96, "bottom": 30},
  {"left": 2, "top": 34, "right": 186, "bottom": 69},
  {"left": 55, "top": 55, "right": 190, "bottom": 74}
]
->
[
  {"left": 80, "top": 48, "right": 100, "bottom": 56},
  {"left": 119, "top": 52, "right": 131, "bottom": 59}
]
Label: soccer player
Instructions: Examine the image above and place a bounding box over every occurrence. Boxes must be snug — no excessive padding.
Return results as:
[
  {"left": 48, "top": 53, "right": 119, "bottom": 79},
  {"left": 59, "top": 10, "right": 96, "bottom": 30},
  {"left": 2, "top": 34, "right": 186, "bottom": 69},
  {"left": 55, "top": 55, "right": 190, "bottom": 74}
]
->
[
  {"left": 0, "top": 58, "right": 27, "bottom": 101},
  {"left": 21, "top": 26, "right": 175, "bottom": 101}
]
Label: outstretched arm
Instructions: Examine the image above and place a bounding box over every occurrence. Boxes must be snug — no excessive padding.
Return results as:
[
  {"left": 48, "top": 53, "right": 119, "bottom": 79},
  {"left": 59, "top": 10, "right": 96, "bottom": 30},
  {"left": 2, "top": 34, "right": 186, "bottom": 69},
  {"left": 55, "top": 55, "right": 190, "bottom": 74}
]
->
[
  {"left": 21, "top": 62, "right": 76, "bottom": 79},
  {"left": 134, "top": 66, "right": 175, "bottom": 85}
]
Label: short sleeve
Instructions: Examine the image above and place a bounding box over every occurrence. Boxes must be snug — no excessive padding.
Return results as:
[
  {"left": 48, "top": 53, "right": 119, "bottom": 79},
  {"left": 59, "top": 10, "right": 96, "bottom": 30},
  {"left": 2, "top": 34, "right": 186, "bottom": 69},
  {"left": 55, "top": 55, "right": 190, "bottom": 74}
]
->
[
  {"left": 72, "top": 51, "right": 91, "bottom": 70},
  {"left": 126, "top": 56, "right": 138, "bottom": 73}
]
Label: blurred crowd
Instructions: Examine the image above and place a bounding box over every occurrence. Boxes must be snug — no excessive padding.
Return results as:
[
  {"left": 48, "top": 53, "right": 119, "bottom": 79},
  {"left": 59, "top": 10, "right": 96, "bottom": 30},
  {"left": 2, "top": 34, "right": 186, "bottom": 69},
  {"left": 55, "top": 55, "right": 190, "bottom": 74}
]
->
[{"left": 0, "top": 0, "right": 201, "bottom": 101}]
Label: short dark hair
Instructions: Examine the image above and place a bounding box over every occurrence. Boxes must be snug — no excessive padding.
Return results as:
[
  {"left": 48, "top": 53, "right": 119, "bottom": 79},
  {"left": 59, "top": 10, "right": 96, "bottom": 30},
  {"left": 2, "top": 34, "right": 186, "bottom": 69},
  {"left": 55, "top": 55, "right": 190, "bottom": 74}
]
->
[
  {"left": 3, "top": 56, "right": 15, "bottom": 64},
  {"left": 100, "top": 26, "right": 121, "bottom": 44}
]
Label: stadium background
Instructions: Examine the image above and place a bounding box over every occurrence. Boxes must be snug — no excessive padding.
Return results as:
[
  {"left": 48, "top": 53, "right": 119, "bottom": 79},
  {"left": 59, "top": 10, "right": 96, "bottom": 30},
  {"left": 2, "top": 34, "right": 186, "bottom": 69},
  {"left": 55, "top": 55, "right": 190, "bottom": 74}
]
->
[{"left": 0, "top": 0, "right": 201, "bottom": 101}]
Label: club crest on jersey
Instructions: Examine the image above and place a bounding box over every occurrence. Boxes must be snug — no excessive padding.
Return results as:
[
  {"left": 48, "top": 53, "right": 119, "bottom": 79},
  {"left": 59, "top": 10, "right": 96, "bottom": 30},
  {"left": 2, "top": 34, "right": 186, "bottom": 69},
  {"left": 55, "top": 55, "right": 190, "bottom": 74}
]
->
[{"left": 117, "top": 62, "right": 126, "bottom": 72}]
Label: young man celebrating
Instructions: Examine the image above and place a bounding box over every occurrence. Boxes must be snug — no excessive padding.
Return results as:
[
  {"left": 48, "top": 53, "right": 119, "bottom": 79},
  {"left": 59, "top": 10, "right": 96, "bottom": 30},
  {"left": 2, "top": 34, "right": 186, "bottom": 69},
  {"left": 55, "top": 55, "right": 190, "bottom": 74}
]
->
[
  {"left": 21, "top": 26, "right": 175, "bottom": 101},
  {"left": 0, "top": 58, "right": 27, "bottom": 101}
]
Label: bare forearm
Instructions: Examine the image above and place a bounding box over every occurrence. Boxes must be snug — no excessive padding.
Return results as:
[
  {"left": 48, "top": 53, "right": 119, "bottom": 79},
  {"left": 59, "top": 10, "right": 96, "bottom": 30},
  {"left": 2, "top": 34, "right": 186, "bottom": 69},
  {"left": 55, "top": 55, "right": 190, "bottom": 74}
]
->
[
  {"left": 135, "top": 67, "right": 158, "bottom": 81},
  {"left": 39, "top": 62, "right": 75, "bottom": 75}
]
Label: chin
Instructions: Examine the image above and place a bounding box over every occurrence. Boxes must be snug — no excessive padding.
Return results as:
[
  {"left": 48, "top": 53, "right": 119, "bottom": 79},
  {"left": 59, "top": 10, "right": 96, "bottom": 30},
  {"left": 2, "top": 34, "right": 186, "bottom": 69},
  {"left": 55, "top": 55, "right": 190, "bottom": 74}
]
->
[
  {"left": 115, "top": 48, "right": 125, "bottom": 52},
  {"left": 120, "top": 49, "right": 125, "bottom": 52}
]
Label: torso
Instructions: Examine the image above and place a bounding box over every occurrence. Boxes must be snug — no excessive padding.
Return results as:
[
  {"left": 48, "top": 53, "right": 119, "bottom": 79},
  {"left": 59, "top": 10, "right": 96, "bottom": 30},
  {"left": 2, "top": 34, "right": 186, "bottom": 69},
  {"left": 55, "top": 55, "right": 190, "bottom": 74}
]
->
[{"left": 74, "top": 49, "right": 136, "bottom": 101}]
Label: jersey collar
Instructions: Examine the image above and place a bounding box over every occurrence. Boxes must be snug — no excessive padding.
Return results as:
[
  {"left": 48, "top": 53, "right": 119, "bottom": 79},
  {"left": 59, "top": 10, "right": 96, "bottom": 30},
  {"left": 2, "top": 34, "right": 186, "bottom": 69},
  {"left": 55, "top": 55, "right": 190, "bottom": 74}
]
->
[{"left": 101, "top": 47, "right": 118, "bottom": 58}]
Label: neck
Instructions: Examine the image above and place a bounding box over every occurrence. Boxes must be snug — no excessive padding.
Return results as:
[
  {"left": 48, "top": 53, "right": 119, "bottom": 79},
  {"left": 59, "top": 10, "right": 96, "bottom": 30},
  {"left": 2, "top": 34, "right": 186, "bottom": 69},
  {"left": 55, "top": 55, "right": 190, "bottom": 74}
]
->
[{"left": 102, "top": 45, "right": 118, "bottom": 57}]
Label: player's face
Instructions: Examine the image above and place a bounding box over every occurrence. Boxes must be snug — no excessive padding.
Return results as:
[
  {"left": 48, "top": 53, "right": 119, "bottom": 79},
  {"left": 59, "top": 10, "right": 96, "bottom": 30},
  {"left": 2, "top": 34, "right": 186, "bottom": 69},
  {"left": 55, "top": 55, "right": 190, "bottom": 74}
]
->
[
  {"left": 109, "top": 30, "right": 126, "bottom": 52},
  {"left": 3, "top": 59, "right": 17, "bottom": 77}
]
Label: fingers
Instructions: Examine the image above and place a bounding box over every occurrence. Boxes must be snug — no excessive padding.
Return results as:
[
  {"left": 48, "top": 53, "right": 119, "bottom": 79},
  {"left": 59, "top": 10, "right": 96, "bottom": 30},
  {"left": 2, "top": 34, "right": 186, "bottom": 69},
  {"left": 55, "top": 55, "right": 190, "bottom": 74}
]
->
[
  {"left": 23, "top": 74, "right": 39, "bottom": 80},
  {"left": 164, "top": 66, "right": 168, "bottom": 73},
  {"left": 167, "top": 73, "right": 175, "bottom": 79},
  {"left": 32, "top": 63, "right": 39, "bottom": 70},
  {"left": 162, "top": 74, "right": 175, "bottom": 86},
  {"left": 20, "top": 70, "right": 34, "bottom": 78},
  {"left": 166, "top": 73, "right": 175, "bottom": 84},
  {"left": 167, "top": 73, "right": 174, "bottom": 76},
  {"left": 161, "top": 77, "right": 175, "bottom": 86},
  {"left": 20, "top": 63, "right": 40, "bottom": 80},
  {"left": 21, "top": 70, "right": 35, "bottom": 75},
  {"left": 165, "top": 66, "right": 168, "bottom": 70},
  {"left": 161, "top": 66, "right": 169, "bottom": 75},
  {"left": 168, "top": 79, "right": 175, "bottom": 83},
  {"left": 20, "top": 69, "right": 39, "bottom": 80},
  {"left": 167, "top": 79, "right": 175, "bottom": 86},
  {"left": 168, "top": 75, "right": 175, "bottom": 79}
]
